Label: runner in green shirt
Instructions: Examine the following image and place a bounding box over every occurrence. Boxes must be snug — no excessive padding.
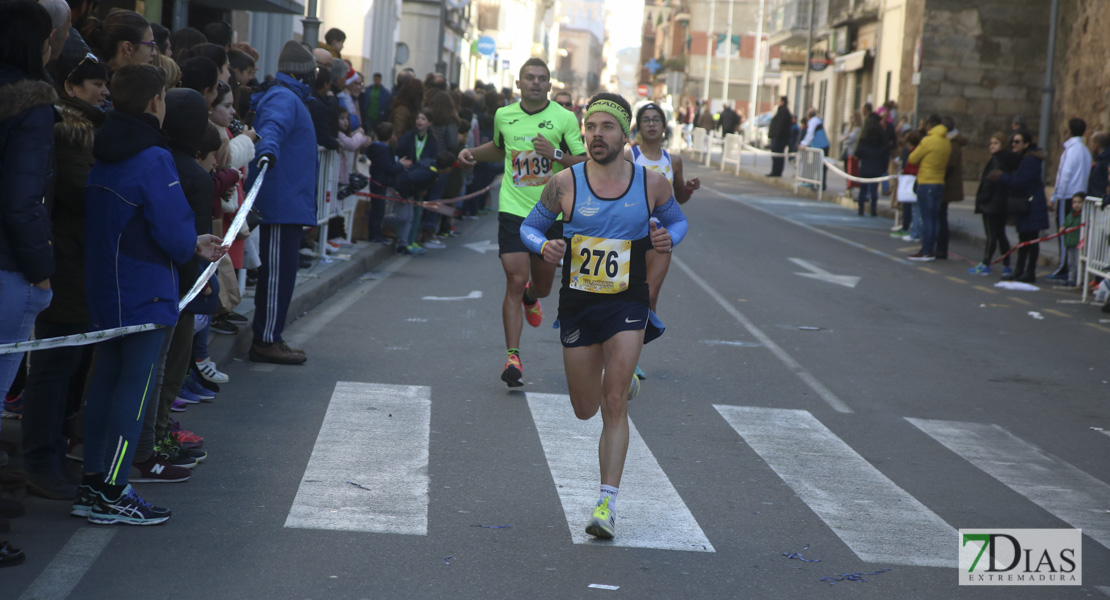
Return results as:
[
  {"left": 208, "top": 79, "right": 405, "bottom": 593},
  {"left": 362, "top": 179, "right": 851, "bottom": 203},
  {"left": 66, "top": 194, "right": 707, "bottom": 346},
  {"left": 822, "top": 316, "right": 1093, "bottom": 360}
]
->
[{"left": 457, "top": 58, "right": 587, "bottom": 387}]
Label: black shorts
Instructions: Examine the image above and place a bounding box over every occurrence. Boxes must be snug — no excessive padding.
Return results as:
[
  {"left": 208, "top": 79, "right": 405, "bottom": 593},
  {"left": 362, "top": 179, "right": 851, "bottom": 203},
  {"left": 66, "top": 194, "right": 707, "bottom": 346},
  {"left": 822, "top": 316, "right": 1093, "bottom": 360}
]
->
[
  {"left": 558, "top": 300, "right": 664, "bottom": 348},
  {"left": 498, "top": 212, "right": 563, "bottom": 256}
]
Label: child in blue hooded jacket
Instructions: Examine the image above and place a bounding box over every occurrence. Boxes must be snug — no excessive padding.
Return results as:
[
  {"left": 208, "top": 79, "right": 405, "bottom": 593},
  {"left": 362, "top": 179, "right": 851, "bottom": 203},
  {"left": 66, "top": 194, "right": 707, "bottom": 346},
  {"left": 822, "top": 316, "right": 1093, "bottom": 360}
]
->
[{"left": 77, "top": 64, "right": 225, "bottom": 526}]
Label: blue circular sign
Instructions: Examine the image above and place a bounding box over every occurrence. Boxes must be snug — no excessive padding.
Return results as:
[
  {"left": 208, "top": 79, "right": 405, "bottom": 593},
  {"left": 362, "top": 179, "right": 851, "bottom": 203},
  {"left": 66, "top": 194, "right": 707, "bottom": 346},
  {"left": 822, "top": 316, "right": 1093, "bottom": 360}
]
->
[{"left": 477, "top": 36, "right": 497, "bottom": 57}]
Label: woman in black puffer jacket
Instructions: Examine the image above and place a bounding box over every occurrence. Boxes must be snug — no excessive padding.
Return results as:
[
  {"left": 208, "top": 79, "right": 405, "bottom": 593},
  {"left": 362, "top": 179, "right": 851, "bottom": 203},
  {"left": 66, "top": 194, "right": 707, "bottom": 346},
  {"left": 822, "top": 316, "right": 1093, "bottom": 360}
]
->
[
  {"left": 0, "top": 0, "right": 56, "bottom": 567},
  {"left": 19, "top": 47, "right": 110, "bottom": 497},
  {"left": 968, "top": 132, "right": 1019, "bottom": 276}
]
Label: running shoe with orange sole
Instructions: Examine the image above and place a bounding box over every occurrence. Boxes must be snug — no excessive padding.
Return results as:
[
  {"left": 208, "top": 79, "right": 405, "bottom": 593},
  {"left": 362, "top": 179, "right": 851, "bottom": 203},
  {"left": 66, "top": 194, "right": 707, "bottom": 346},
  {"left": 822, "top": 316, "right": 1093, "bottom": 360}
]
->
[
  {"left": 523, "top": 283, "right": 543, "bottom": 327},
  {"left": 501, "top": 353, "right": 523, "bottom": 387}
]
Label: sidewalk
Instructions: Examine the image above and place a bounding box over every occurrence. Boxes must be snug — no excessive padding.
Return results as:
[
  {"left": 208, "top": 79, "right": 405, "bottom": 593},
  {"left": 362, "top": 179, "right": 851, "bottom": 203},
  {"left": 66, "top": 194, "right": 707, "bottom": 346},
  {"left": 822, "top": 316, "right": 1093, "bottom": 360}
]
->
[{"left": 691, "top": 145, "right": 1062, "bottom": 267}]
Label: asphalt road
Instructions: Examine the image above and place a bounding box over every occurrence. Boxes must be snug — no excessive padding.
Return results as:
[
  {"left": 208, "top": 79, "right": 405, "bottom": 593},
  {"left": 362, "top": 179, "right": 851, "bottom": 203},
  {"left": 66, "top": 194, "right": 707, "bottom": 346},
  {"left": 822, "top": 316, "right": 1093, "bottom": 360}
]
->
[{"left": 6, "top": 162, "right": 1110, "bottom": 600}]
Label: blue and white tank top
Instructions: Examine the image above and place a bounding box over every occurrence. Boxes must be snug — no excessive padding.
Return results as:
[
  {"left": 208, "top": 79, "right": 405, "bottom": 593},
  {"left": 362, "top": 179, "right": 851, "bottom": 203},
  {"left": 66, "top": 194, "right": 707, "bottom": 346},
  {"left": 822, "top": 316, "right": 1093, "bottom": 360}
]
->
[
  {"left": 630, "top": 145, "right": 674, "bottom": 183},
  {"left": 559, "top": 161, "right": 652, "bottom": 314}
]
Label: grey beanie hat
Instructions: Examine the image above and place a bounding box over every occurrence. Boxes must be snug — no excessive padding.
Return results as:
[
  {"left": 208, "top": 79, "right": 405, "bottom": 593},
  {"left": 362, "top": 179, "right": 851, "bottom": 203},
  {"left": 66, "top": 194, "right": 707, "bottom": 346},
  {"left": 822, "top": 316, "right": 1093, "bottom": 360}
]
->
[{"left": 277, "top": 40, "right": 315, "bottom": 77}]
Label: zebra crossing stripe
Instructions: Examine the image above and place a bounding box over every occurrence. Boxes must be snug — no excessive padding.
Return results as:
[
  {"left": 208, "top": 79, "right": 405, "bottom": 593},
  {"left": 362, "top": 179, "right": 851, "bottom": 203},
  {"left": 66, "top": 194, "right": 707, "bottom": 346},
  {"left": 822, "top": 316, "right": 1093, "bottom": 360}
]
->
[
  {"left": 285, "top": 382, "right": 431, "bottom": 534},
  {"left": 526, "top": 393, "right": 715, "bottom": 552},
  {"left": 715, "top": 405, "right": 956, "bottom": 567},
  {"left": 907, "top": 418, "right": 1110, "bottom": 551}
]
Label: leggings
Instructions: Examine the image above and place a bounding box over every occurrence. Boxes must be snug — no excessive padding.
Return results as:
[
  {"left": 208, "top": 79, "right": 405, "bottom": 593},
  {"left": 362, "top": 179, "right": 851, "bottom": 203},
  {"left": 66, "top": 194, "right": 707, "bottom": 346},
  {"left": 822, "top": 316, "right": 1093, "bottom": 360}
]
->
[
  {"left": 981, "top": 213, "right": 1011, "bottom": 266},
  {"left": 1014, "top": 230, "right": 1040, "bottom": 279}
]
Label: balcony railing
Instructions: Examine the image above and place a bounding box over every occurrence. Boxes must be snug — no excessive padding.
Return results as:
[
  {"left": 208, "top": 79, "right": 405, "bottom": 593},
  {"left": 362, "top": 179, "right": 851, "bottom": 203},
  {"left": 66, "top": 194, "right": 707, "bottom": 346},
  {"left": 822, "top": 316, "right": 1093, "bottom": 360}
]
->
[{"left": 767, "top": 0, "right": 828, "bottom": 47}]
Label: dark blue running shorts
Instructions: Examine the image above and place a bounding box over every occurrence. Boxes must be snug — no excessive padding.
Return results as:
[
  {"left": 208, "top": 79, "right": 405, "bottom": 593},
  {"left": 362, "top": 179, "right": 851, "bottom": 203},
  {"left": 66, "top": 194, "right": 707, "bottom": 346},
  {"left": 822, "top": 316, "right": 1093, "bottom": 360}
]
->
[{"left": 559, "top": 301, "right": 664, "bottom": 348}]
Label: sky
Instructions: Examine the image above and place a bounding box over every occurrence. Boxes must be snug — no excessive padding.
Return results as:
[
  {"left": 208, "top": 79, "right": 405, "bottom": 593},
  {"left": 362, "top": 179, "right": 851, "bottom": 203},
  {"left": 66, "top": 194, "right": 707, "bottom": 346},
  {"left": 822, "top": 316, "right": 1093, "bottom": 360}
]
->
[{"left": 604, "top": 0, "right": 644, "bottom": 50}]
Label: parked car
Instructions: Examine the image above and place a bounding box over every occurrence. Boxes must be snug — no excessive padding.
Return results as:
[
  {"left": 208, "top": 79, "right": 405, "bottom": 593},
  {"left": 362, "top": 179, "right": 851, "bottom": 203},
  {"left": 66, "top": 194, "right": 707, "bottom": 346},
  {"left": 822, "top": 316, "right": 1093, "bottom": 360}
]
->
[{"left": 749, "top": 111, "right": 773, "bottom": 148}]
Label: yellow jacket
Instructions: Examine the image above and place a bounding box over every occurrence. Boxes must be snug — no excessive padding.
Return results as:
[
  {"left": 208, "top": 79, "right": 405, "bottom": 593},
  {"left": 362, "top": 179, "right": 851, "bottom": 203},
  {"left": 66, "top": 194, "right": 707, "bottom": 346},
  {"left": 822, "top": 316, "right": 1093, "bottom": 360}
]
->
[{"left": 908, "top": 125, "right": 952, "bottom": 185}]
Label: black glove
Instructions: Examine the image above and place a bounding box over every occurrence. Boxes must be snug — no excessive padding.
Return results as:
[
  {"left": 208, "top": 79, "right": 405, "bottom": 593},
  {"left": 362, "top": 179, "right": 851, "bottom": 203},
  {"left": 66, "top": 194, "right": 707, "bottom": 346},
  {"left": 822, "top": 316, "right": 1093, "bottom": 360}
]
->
[{"left": 257, "top": 153, "right": 276, "bottom": 170}]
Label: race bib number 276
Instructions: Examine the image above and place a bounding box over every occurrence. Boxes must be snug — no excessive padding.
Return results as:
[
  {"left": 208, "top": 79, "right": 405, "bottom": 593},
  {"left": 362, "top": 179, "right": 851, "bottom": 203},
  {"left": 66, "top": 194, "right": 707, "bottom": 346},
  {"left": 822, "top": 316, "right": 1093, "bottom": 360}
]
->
[{"left": 569, "top": 235, "right": 631, "bottom": 294}]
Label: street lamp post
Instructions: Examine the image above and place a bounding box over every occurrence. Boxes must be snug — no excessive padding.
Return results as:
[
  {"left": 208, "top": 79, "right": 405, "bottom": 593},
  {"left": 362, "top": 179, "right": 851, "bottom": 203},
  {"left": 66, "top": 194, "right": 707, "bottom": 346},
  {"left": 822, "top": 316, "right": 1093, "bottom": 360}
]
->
[
  {"left": 303, "top": 0, "right": 322, "bottom": 49},
  {"left": 721, "top": 0, "right": 734, "bottom": 111},
  {"left": 800, "top": 0, "right": 816, "bottom": 112},
  {"left": 437, "top": 0, "right": 448, "bottom": 76},
  {"left": 701, "top": 0, "right": 716, "bottom": 108},
  {"left": 746, "top": 0, "right": 765, "bottom": 141}
]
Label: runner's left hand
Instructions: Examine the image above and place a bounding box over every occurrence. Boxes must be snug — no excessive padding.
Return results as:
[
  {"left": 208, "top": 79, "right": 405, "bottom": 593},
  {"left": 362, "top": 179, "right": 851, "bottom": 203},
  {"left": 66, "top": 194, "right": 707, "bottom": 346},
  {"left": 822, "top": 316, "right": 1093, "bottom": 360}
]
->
[
  {"left": 532, "top": 134, "right": 556, "bottom": 161},
  {"left": 649, "top": 221, "right": 672, "bottom": 254}
]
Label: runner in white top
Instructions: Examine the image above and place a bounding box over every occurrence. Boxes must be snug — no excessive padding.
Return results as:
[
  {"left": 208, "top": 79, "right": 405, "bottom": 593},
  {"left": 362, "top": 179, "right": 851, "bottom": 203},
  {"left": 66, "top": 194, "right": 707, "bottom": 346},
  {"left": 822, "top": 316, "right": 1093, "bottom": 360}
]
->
[{"left": 624, "top": 103, "right": 699, "bottom": 313}]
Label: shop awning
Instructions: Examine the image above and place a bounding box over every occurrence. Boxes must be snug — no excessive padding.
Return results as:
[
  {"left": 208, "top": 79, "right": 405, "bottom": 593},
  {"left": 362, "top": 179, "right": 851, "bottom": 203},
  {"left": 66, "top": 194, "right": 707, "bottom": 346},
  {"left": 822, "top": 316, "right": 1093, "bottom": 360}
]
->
[
  {"left": 191, "top": 0, "right": 303, "bottom": 14},
  {"left": 834, "top": 49, "right": 868, "bottom": 73}
]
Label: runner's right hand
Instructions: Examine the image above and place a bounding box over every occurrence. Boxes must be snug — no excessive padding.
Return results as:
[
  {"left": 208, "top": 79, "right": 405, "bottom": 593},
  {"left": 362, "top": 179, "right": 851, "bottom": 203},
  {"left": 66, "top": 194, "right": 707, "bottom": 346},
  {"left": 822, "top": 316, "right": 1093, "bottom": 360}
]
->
[
  {"left": 457, "top": 148, "right": 476, "bottom": 169},
  {"left": 542, "top": 238, "right": 566, "bottom": 264}
]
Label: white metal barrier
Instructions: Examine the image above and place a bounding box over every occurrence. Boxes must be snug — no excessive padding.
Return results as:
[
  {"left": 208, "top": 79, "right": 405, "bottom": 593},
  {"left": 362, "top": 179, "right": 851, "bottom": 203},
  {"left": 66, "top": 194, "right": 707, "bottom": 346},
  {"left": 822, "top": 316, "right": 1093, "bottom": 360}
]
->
[
  {"left": 1081, "top": 196, "right": 1110, "bottom": 303},
  {"left": 337, "top": 148, "right": 359, "bottom": 243},
  {"left": 720, "top": 133, "right": 743, "bottom": 175},
  {"left": 704, "top": 130, "right": 723, "bottom": 166},
  {"left": 315, "top": 148, "right": 339, "bottom": 255},
  {"left": 691, "top": 128, "right": 709, "bottom": 163},
  {"left": 794, "top": 147, "right": 825, "bottom": 201}
]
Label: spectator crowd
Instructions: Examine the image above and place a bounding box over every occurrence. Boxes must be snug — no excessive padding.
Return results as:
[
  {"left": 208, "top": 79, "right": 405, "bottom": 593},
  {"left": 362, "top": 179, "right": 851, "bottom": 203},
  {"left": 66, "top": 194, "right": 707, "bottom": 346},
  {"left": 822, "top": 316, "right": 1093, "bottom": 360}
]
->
[{"left": 0, "top": 0, "right": 519, "bottom": 566}]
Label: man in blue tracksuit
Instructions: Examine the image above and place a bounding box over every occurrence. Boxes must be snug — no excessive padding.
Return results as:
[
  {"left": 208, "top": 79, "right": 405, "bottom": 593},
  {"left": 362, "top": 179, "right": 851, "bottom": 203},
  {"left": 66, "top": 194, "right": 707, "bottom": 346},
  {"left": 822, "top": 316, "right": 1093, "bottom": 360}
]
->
[{"left": 245, "top": 41, "right": 318, "bottom": 365}]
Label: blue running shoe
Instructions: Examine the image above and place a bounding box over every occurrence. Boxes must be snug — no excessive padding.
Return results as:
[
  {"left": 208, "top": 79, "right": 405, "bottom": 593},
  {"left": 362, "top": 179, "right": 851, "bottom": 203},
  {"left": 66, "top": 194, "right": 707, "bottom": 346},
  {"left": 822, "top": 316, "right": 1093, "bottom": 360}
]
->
[
  {"left": 967, "top": 263, "right": 990, "bottom": 276},
  {"left": 176, "top": 386, "right": 202, "bottom": 405},
  {"left": 1002, "top": 266, "right": 1013, "bottom": 277},
  {"left": 184, "top": 373, "right": 216, "bottom": 401}
]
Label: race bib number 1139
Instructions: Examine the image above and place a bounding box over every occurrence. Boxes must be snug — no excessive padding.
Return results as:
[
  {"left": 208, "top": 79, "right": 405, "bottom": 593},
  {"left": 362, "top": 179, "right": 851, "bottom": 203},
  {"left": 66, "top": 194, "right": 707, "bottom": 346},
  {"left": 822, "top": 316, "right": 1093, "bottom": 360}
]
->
[
  {"left": 511, "top": 150, "right": 553, "bottom": 187},
  {"left": 569, "top": 235, "right": 631, "bottom": 294}
]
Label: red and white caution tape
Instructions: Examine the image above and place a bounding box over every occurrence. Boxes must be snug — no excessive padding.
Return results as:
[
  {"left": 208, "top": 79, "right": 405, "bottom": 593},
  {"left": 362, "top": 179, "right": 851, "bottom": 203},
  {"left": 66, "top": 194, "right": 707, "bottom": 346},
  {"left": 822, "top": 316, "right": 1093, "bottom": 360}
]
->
[
  {"left": 739, "top": 141, "right": 795, "bottom": 158},
  {"left": 989, "top": 224, "right": 1083, "bottom": 266},
  {"left": 821, "top": 157, "right": 898, "bottom": 184}
]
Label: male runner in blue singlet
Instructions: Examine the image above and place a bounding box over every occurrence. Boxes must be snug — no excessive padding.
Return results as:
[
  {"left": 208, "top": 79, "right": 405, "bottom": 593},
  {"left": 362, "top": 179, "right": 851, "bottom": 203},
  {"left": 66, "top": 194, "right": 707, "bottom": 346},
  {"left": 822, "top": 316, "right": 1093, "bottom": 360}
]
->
[{"left": 519, "top": 93, "right": 689, "bottom": 540}]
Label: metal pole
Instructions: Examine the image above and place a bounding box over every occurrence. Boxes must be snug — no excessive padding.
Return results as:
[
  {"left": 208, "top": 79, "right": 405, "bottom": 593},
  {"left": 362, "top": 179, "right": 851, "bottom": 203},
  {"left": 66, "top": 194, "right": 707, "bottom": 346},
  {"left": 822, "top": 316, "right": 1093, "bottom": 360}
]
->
[
  {"left": 721, "top": 0, "right": 734, "bottom": 108},
  {"left": 747, "top": 0, "right": 765, "bottom": 140},
  {"left": 436, "top": 0, "right": 448, "bottom": 75},
  {"left": 302, "top": 0, "right": 321, "bottom": 49},
  {"left": 800, "top": 0, "right": 816, "bottom": 112},
  {"left": 701, "top": 0, "right": 716, "bottom": 107},
  {"left": 1037, "top": 0, "right": 1060, "bottom": 155}
]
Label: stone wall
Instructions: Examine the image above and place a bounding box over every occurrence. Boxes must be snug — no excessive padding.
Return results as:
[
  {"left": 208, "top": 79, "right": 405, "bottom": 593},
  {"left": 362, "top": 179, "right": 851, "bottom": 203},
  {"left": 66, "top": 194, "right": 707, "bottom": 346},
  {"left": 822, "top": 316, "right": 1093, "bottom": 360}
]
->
[
  {"left": 1052, "top": 0, "right": 1110, "bottom": 177},
  {"left": 915, "top": 0, "right": 1050, "bottom": 176}
]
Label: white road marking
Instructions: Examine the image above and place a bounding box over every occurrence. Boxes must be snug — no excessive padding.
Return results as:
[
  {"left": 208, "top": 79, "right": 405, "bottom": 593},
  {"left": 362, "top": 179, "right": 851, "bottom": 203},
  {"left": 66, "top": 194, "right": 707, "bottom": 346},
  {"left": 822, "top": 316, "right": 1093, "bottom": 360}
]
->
[
  {"left": 788, "top": 257, "right": 860, "bottom": 288},
  {"left": 672, "top": 256, "right": 853, "bottom": 413},
  {"left": 249, "top": 363, "right": 276, "bottom": 372},
  {"left": 284, "top": 257, "right": 406, "bottom": 349},
  {"left": 716, "top": 405, "right": 955, "bottom": 567},
  {"left": 701, "top": 340, "right": 762, "bottom": 348},
  {"left": 527, "top": 392, "right": 715, "bottom": 552},
  {"left": 701, "top": 185, "right": 911, "bottom": 265},
  {"left": 907, "top": 417, "right": 1110, "bottom": 551},
  {"left": 421, "top": 290, "right": 483, "bottom": 301},
  {"left": 18, "top": 529, "right": 116, "bottom": 600},
  {"left": 285, "top": 382, "right": 431, "bottom": 534},
  {"left": 1097, "top": 585, "right": 1110, "bottom": 597},
  {"left": 464, "top": 240, "right": 498, "bottom": 253}
]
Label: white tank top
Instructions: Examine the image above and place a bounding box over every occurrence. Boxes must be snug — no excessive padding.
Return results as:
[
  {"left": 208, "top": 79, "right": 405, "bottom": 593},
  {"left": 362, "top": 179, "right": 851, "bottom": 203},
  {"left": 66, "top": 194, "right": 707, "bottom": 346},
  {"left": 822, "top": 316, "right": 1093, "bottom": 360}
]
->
[{"left": 630, "top": 145, "right": 674, "bottom": 184}]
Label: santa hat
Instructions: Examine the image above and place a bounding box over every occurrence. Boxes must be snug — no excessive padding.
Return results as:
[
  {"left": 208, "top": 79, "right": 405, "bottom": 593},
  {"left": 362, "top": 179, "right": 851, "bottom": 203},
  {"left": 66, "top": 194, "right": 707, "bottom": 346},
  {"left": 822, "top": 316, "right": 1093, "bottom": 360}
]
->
[{"left": 346, "top": 66, "right": 359, "bottom": 86}]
